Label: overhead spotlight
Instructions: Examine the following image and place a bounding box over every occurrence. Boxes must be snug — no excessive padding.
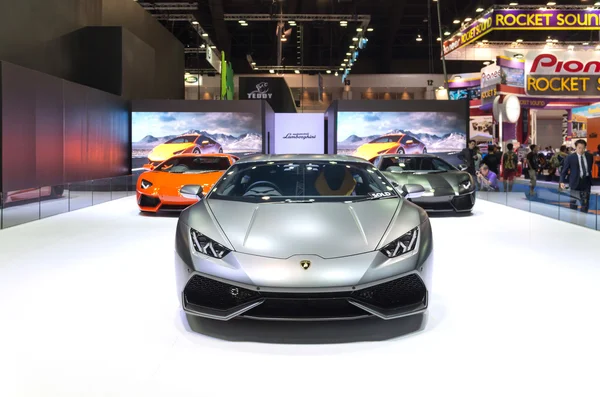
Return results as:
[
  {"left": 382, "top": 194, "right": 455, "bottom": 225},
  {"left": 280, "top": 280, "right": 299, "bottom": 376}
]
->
[
  {"left": 416, "top": 34, "right": 423, "bottom": 42},
  {"left": 349, "top": 45, "right": 355, "bottom": 48},
  {"left": 516, "top": 39, "right": 523, "bottom": 43},
  {"left": 339, "top": 67, "right": 344, "bottom": 70},
  {"left": 352, "top": 37, "right": 359, "bottom": 41},
  {"left": 289, "top": 20, "right": 296, "bottom": 25},
  {"left": 583, "top": 42, "right": 590, "bottom": 46},
  {"left": 437, "top": 37, "right": 441, "bottom": 41},
  {"left": 202, "top": 33, "right": 208, "bottom": 37},
  {"left": 192, "top": 21, "right": 199, "bottom": 25},
  {"left": 476, "top": 7, "right": 484, "bottom": 12},
  {"left": 367, "top": 27, "right": 374, "bottom": 32},
  {"left": 294, "top": 70, "right": 300, "bottom": 74},
  {"left": 444, "top": 31, "right": 451, "bottom": 36},
  {"left": 341, "top": 63, "right": 346, "bottom": 66},
  {"left": 254, "top": 67, "right": 258, "bottom": 70},
  {"left": 596, "top": 2, "right": 600, "bottom": 6},
  {"left": 483, "top": 61, "right": 491, "bottom": 65},
  {"left": 326, "top": 70, "right": 331, "bottom": 74},
  {"left": 453, "top": 19, "right": 461, "bottom": 24},
  {"left": 335, "top": 71, "right": 338, "bottom": 76},
  {"left": 238, "top": 20, "right": 246, "bottom": 24},
  {"left": 346, "top": 52, "right": 351, "bottom": 55},
  {"left": 509, "top": 2, "right": 518, "bottom": 5},
  {"left": 547, "top": 1, "right": 556, "bottom": 5},
  {"left": 281, "top": 37, "right": 287, "bottom": 42},
  {"left": 464, "top": 17, "right": 472, "bottom": 22},
  {"left": 241, "top": 22, "right": 248, "bottom": 26},
  {"left": 251, "top": 62, "right": 256, "bottom": 66},
  {"left": 356, "top": 28, "right": 363, "bottom": 32},
  {"left": 343, "top": 58, "right": 349, "bottom": 62},
  {"left": 210, "top": 45, "right": 216, "bottom": 49},
  {"left": 269, "top": 69, "right": 275, "bottom": 73}
]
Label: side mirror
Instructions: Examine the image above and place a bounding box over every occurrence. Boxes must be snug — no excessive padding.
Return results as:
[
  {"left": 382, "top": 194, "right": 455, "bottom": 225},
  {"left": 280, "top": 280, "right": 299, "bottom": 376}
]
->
[
  {"left": 180, "top": 185, "right": 204, "bottom": 200},
  {"left": 142, "top": 164, "right": 154, "bottom": 170},
  {"left": 457, "top": 164, "right": 468, "bottom": 171},
  {"left": 401, "top": 184, "right": 425, "bottom": 199}
]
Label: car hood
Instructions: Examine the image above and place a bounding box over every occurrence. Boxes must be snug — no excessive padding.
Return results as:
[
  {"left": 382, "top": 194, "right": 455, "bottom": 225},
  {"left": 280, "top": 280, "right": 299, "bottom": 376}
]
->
[
  {"left": 141, "top": 171, "right": 224, "bottom": 192},
  {"left": 383, "top": 170, "right": 470, "bottom": 195},
  {"left": 204, "top": 199, "right": 402, "bottom": 259}
]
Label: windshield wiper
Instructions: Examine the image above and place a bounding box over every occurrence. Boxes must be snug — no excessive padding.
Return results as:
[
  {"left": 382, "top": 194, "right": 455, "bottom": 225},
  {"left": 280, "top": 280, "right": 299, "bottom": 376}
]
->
[{"left": 350, "top": 195, "right": 397, "bottom": 203}]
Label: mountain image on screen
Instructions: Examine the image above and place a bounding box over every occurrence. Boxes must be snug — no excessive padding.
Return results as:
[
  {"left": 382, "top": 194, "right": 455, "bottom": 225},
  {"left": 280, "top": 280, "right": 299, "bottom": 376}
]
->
[{"left": 338, "top": 129, "right": 466, "bottom": 152}]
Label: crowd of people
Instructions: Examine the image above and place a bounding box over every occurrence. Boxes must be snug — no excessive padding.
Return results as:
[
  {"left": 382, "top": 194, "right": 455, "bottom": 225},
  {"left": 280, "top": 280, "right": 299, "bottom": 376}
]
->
[{"left": 461, "top": 140, "right": 599, "bottom": 213}]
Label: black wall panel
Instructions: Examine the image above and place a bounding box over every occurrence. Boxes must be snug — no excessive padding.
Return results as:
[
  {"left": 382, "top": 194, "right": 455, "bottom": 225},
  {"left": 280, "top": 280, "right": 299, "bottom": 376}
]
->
[{"left": 1, "top": 62, "right": 129, "bottom": 192}]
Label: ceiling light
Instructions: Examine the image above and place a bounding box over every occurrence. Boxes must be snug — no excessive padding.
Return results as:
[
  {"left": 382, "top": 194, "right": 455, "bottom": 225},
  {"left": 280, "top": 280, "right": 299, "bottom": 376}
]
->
[
  {"left": 596, "top": 2, "right": 600, "bottom": 6},
  {"left": 509, "top": 2, "right": 518, "bottom": 6},
  {"left": 254, "top": 67, "right": 258, "bottom": 70},
  {"left": 367, "top": 27, "right": 374, "bottom": 32},
  {"left": 464, "top": 17, "right": 472, "bottom": 22},
  {"left": 269, "top": 69, "right": 275, "bottom": 73},
  {"left": 201, "top": 33, "right": 208, "bottom": 37},
  {"left": 349, "top": 45, "right": 355, "bottom": 48},
  {"left": 210, "top": 45, "right": 216, "bottom": 49},
  {"left": 416, "top": 34, "right": 423, "bottom": 42},
  {"left": 547, "top": 1, "right": 556, "bottom": 5},
  {"left": 238, "top": 20, "right": 246, "bottom": 24},
  {"left": 482, "top": 39, "right": 489, "bottom": 43},
  {"left": 294, "top": 70, "right": 300, "bottom": 74},
  {"left": 539, "top": 7, "right": 547, "bottom": 10},
  {"left": 516, "top": 39, "right": 523, "bottom": 43},
  {"left": 476, "top": 7, "right": 484, "bottom": 12},
  {"left": 192, "top": 21, "right": 199, "bottom": 25},
  {"left": 444, "top": 31, "right": 451, "bottom": 36},
  {"left": 346, "top": 52, "right": 351, "bottom": 55},
  {"left": 339, "top": 67, "right": 344, "bottom": 70},
  {"left": 356, "top": 28, "right": 363, "bottom": 32},
  {"left": 483, "top": 61, "right": 490, "bottom": 65},
  {"left": 437, "top": 37, "right": 441, "bottom": 41},
  {"left": 335, "top": 71, "right": 338, "bottom": 76},
  {"left": 514, "top": 54, "right": 524, "bottom": 59},
  {"left": 251, "top": 62, "right": 256, "bottom": 66},
  {"left": 341, "top": 63, "right": 346, "bottom": 66},
  {"left": 583, "top": 42, "right": 590, "bottom": 46},
  {"left": 289, "top": 20, "right": 296, "bottom": 25},
  {"left": 326, "top": 70, "right": 331, "bottom": 74},
  {"left": 241, "top": 22, "right": 248, "bottom": 26},
  {"left": 281, "top": 37, "right": 287, "bottom": 42},
  {"left": 343, "top": 58, "right": 349, "bottom": 62},
  {"left": 453, "top": 19, "right": 461, "bottom": 24},
  {"left": 352, "top": 37, "right": 359, "bottom": 41}
]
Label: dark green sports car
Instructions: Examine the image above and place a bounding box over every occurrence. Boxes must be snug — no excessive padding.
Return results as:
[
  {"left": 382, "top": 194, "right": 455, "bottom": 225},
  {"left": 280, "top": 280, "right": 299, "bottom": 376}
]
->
[{"left": 373, "top": 154, "right": 476, "bottom": 213}]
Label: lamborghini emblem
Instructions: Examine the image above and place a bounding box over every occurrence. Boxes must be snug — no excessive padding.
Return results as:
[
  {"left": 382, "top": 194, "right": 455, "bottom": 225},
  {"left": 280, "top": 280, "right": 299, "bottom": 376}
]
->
[{"left": 300, "top": 260, "right": 311, "bottom": 270}]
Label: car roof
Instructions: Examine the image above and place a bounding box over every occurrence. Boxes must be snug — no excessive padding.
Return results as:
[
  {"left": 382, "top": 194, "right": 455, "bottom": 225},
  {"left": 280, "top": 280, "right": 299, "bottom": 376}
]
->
[
  {"left": 235, "top": 154, "right": 372, "bottom": 165},
  {"left": 377, "top": 153, "right": 441, "bottom": 159}
]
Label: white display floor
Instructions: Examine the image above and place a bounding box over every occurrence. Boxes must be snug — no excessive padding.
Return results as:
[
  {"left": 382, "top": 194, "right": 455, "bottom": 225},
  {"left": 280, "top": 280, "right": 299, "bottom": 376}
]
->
[{"left": 1, "top": 197, "right": 599, "bottom": 397}]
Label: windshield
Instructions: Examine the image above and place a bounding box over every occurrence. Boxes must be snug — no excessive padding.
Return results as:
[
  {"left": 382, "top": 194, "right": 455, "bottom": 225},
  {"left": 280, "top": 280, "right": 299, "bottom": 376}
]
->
[
  {"left": 164, "top": 136, "right": 198, "bottom": 144},
  {"left": 209, "top": 161, "right": 398, "bottom": 203},
  {"left": 378, "top": 156, "right": 455, "bottom": 173},
  {"left": 156, "top": 156, "right": 231, "bottom": 174}
]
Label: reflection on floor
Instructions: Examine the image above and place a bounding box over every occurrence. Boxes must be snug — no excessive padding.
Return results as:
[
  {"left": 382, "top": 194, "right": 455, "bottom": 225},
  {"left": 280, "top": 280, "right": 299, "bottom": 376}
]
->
[{"left": 0, "top": 197, "right": 599, "bottom": 396}]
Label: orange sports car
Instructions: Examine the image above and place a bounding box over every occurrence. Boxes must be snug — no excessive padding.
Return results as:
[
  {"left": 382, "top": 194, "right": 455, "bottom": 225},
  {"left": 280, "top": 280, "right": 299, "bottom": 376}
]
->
[
  {"left": 136, "top": 153, "right": 237, "bottom": 212},
  {"left": 353, "top": 133, "right": 427, "bottom": 160}
]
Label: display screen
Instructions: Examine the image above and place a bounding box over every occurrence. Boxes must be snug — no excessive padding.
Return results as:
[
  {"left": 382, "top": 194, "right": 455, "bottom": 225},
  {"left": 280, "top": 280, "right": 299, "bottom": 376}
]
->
[
  {"left": 449, "top": 87, "right": 481, "bottom": 100},
  {"left": 132, "top": 112, "right": 262, "bottom": 168},
  {"left": 337, "top": 111, "right": 467, "bottom": 157},
  {"left": 501, "top": 67, "right": 525, "bottom": 88}
]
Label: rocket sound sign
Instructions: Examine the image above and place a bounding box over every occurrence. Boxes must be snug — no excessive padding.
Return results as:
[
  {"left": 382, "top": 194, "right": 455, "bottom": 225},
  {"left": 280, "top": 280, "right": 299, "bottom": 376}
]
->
[{"left": 526, "top": 52, "right": 600, "bottom": 97}]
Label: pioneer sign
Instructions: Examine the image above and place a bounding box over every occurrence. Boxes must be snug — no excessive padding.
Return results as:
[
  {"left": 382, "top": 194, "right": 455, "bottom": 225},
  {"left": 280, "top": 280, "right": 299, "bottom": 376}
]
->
[{"left": 526, "top": 52, "right": 600, "bottom": 97}]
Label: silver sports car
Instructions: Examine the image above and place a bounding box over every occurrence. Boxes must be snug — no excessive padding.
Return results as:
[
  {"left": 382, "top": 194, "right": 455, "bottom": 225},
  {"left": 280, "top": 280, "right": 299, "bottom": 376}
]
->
[
  {"left": 174, "top": 155, "right": 433, "bottom": 321},
  {"left": 372, "top": 154, "right": 476, "bottom": 213}
]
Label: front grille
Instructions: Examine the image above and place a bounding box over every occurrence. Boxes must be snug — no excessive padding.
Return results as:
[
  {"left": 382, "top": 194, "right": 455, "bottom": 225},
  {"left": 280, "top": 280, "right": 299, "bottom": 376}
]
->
[
  {"left": 353, "top": 274, "right": 426, "bottom": 310},
  {"left": 139, "top": 194, "right": 160, "bottom": 208},
  {"left": 242, "top": 298, "right": 367, "bottom": 319},
  {"left": 451, "top": 193, "right": 475, "bottom": 211},
  {"left": 160, "top": 204, "right": 190, "bottom": 211},
  {"left": 184, "top": 275, "right": 261, "bottom": 310}
]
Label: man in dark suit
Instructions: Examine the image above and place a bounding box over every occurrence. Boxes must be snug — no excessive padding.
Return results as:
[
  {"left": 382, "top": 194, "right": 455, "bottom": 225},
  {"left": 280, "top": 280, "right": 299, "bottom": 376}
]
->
[
  {"left": 460, "top": 140, "right": 477, "bottom": 176},
  {"left": 560, "top": 139, "right": 594, "bottom": 213}
]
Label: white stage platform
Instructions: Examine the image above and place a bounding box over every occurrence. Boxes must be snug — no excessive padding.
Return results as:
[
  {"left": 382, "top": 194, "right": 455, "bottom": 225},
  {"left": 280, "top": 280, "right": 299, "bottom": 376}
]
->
[{"left": 0, "top": 197, "right": 599, "bottom": 397}]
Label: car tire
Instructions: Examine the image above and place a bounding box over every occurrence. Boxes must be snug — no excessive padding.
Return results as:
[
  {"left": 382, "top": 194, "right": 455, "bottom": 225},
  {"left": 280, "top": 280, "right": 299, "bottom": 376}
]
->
[
  {"left": 397, "top": 148, "right": 405, "bottom": 154},
  {"left": 193, "top": 148, "right": 201, "bottom": 154},
  {"left": 51, "top": 185, "right": 65, "bottom": 198}
]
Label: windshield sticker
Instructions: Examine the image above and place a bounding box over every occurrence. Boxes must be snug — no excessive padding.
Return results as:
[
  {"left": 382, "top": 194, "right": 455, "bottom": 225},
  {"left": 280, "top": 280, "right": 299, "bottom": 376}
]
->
[{"left": 368, "top": 192, "right": 393, "bottom": 198}]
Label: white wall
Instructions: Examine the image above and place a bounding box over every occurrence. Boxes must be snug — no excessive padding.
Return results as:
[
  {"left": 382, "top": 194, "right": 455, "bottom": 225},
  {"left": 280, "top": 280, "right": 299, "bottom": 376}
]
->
[{"left": 536, "top": 118, "right": 563, "bottom": 149}]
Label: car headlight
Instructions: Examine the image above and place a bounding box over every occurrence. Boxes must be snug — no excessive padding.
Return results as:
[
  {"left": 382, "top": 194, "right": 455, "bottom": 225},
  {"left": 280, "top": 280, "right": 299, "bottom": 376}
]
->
[
  {"left": 380, "top": 227, "right": 419, "bottom": 258},
  {"left": 140, "top": 179, "right": 153, "bottom": 189},
  {"left": 190, "top": 228, "right": 231, "bottom": 259},
  {"left": 173, "top": 149, "right": 186, "bottom": 155},
  {"left": 459, "top": 177, "right": 473, "bottom": 193}
]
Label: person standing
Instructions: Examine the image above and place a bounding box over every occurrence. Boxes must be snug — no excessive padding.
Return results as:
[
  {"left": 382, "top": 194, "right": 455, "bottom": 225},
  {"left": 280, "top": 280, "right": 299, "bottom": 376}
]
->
[
  {"left": 461, "top": 140, "right": 477, "bottom": 176},
  {"left": 474, "top": 146, "right": 482, "bottom": 172},
  {"left": 502, "top": 143, "right": 518, "bottom": 192},
  {"left": 526, "top": 145, "right": 540, "bottom": 195},
  {"left": 549, "top": 145, "right": 568, "bottom": 182},
  {"left": 560, "top": 139, "right": 594, "bottom": 213},
  {"left": 481, "top": 145, "right": 499, "bottom": 175}
]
